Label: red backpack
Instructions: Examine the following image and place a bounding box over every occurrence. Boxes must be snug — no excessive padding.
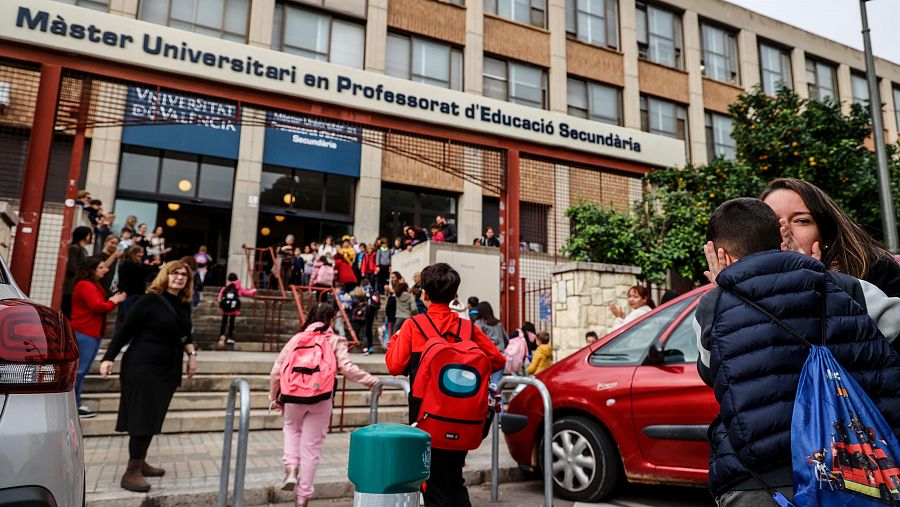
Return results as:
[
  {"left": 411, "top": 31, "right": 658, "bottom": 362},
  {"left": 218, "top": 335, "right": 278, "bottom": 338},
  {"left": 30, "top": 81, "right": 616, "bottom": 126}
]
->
[
  {"left": 278, "top": 325, "right": 337, "bottom": 404},
  {"left": 408, "top": 314, "right": 493, "bottom": 451}
]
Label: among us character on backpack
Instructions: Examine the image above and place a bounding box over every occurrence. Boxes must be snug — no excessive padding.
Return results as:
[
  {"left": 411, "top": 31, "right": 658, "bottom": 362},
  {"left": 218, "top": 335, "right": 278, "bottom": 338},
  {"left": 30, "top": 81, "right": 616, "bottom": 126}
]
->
[
  {"left": 386, "top": 263, "right": 505, "bottom": 507},
  {"left": 695, "top": 198, "right": 900, "bottom": 507},
  {"left": 216, "top": 273, "right": 257, "bottom": 349},
  {"left": 269, "top": 303, "right": 378, "bottom": 507}
]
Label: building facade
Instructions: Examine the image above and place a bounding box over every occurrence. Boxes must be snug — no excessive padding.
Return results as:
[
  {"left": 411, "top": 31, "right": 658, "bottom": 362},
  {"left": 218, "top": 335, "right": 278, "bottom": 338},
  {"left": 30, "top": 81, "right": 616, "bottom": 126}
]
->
[{"left": 0, "top": 0, "right": 899, "bottom": 322}]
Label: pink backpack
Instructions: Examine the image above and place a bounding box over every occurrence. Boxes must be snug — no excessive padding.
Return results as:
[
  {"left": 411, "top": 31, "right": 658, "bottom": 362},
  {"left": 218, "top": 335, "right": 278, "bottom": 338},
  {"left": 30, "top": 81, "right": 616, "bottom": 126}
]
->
[
  {"left": 278, "top": 326, "right": 337, "bottom": 404},
  {"left": 315, "top": 264, "right": 335, "bottom": 286},
  {"left": 504, "top": 334, "right": 528, "bottom": 374}
]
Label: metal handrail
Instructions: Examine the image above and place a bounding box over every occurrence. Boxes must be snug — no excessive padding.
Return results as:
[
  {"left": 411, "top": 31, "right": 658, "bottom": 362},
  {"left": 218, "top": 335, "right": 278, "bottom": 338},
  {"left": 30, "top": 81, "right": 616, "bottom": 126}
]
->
[
  {"left": 491, "top": 376, "right": 553, "bottom": 507},
  {"left": 369, "top": 378, "right": 411, "bottom": 425},
  {"left": 218, "top": 378, "right": 251, "bottom": 507}
]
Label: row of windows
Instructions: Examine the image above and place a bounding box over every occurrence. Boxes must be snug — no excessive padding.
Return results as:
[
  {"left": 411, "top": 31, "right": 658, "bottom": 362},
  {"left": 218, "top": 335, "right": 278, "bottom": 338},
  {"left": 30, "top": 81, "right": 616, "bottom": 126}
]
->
[{"left": 65, "top": 0, "right": 895, "bottom": 113}]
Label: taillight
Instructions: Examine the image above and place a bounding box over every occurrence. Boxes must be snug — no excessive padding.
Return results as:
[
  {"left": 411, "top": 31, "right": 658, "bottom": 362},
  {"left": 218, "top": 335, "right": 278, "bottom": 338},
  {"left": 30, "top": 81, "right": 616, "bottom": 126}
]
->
[{"left": 0, "top": 299, "right": 78, "bottom": 394}]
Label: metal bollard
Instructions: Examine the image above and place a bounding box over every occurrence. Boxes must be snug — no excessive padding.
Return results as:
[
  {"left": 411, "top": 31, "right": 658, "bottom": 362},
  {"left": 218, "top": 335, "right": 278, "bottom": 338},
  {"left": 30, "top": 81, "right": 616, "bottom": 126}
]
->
[
  {"left": 369, "top": 378, "right": 411, "bottom": 425},
  {"left": 490, "top": 376, "right": 553, "bottom": 507},
  {"left": 218, "top": 378, "right": 251, "bottom": 507}
]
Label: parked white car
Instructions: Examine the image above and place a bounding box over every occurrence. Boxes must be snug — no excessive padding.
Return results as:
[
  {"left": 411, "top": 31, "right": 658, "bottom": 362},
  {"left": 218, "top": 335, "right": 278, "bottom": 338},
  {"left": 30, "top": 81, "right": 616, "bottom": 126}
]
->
[{"left": 0, "top": 255, "right": 85, "bottom": 506}]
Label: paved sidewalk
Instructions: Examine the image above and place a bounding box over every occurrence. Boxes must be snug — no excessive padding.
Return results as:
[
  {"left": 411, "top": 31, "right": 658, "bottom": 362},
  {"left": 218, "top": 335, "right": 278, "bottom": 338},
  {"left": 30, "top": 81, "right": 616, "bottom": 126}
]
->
[{"left": 85, "top": 428, "right": 522, "bottom": 506}]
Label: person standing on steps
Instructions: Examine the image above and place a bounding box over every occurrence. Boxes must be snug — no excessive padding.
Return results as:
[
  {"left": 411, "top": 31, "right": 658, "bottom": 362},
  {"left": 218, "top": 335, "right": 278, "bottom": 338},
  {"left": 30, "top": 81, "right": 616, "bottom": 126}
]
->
[
  {"left": 216, "top": 272, "right": 258, "bottom": 349},
  {"left": 71, "top": 257, "right": 127, "bottom": 418},
  {"left": 62, "top": 226, "right": 93, "bottom": 318},
  {"left": 270, "top": 303, "right": 377, "bottom": 507},
  {"left": 99, "top": 260, "right": 198, "bottom": 493}
]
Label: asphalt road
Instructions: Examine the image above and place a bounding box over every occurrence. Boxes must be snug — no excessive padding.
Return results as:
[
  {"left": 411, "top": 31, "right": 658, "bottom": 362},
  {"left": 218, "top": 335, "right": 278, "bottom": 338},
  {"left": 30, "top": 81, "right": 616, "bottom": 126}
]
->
[{"left": 293, "top": 481, "right": 716, "bottom": 507}]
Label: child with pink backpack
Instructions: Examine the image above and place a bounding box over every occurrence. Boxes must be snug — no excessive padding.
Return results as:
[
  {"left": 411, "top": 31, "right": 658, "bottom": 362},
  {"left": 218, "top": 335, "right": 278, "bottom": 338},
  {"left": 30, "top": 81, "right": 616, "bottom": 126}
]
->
[{"left": 269, "top": 303, "right": 378, "bottom": 507}]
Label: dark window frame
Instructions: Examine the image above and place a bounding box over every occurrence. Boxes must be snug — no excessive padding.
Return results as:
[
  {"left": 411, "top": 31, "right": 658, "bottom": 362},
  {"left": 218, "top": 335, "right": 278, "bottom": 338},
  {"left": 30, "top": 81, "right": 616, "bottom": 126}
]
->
[
  {"left": 805, "top": 57, "right": 839, "bottom": 101},
  {"left": 259, "top": 164, "right": 356, "bottom": 219},
  {"left": 699, "top": 20, "right": 739, "bottom": 84},
  {"left": 483, "top": 55, "right": 549, "bottom": 110},
  {"left": 271, "top": 1, "right": 366, "bottom": 68},
  {"left": 386, "top": 31, "right": 464, "bottom": 90},
  {"left": 635, "top": 1, "right": 683, "bottom": 70},
  {"left": 380, "top": 184, "right": 458, "bottom": 239},
  {"left": 705, "top": 111, "right": 736, "bottom": 161},
  {"left": 565, "top": 0, "right": 620, "bottom": 50},
  {"left": 117, "top": 145, "right": 236, "bottom": 207},
  {"left": 566, "top": 76, "right": 623, "bottom": 126},
  {"left": 484, "top": 0, "right": 548, "bottom": 29},
  {"left": 138, "top": 0, "right": 250, "bottom": 42},
  {"left": 757, "top": 40, "right": 793, "bottom": 95}
]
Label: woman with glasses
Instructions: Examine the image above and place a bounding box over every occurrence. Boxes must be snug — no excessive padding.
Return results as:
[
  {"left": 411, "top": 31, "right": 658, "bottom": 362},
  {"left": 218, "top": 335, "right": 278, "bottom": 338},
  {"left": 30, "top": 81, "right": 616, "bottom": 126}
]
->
[{"left": 99, "top": 260, "right": 198, "bottom": 493}]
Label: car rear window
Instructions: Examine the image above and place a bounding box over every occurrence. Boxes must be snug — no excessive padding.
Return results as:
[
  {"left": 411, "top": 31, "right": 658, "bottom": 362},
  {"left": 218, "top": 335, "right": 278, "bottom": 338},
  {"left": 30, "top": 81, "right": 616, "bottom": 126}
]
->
[{"left": 589, "top": 298, "right": 694, "bottom": 366}]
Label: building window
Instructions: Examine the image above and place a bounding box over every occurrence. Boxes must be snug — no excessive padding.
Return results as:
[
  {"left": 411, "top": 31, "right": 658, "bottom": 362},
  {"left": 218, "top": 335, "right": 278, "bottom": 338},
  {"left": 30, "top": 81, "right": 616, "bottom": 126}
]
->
[
  {"left": 259, "top": 166, "right": 355, "bottom": 216},
  {"left": 272, "top": 2, "right": 365, "bottom": 69},
  {"left": 139, "top": 0, "right": 249, "bottom": 42},
  {"left": 484, "top": 0, "right": 547, "bottom": 28},
  {"left": 484, "top": 57, "right": 548, "bottom": 109},
  {"left": 640, "top": 95, "right": 687, "bottom": 143},
  {"left": 759, "top": 43, "right": 793, "bottom": 95},
  {"left": 56, "top": 0, "right": 109, "bottom": 11},
  {"left": 700, "top": 23, "right": 739, "bottom": 84},
  {"left": 386, "top": 34, "right": 463, "bottom": 90},
  {"left": 636, "top": 2, "right": 682, "bottom": 69},
  {"left": 379, "top": 186, "right": 457, "bottom": 240},
  {"left": 806, "top": 58, "right": 838, "bottom": 101},
  {"left": 705, "top": 112, "right": 736, "bottom": 160},
  {"left": 118, "top": 146, "right": 235, "bottom": 203},
  {"left": 565, "top": 0, "right": 619, "bottom": 49},
  {"left": 520, "top": 202, "right": 549, "bottom": 252},
  {"left": 851, "top": 72, "right": 870, "bottom": 106},
  {"left": 894, "top": 87, "right": 900, "bottom": 136},
  {"left": 567, "top": 77, "right": 622, "bottom": 126}
]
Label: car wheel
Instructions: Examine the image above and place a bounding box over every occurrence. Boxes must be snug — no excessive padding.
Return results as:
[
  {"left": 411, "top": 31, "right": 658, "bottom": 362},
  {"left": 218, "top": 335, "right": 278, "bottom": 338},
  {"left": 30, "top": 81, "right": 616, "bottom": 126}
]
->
[
  {"left": 540, "top": 416, "right": 622, "bottom": 502},
  {"left": 834, "top": 474, "right": 845, "bottom": 491}
]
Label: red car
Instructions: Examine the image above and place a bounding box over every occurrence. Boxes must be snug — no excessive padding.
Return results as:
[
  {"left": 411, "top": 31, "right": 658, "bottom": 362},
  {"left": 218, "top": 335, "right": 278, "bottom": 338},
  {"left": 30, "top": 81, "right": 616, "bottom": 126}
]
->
[{"left": 503, "top": 286, "right": 718, "bottom": 502}]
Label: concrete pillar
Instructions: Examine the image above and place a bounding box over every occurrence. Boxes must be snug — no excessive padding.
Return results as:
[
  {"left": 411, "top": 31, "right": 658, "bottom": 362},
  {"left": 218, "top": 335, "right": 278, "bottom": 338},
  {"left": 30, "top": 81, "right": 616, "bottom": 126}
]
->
[
  {"left": 791, "top": 48, "right": 808, "bottom": 99},
  {"left": 548, "top": 0, "right": 567, "bottom": 114},
  {"left": 550, "top": 164, "right": 570, "bottom": 255},
  {"left": 619, "top": 0, "right": 641, "bottom": 129},
  {"left": 365, "top": 0, "right": 388, "bottom": 73},
  {"left": 682, "top": 10, "right": 706, "bottom": 165},
  {"left": 464, "top": 0, "right": 485, "bottom": 95},
  {"left": 226, "top": 108, "right": 266, "bottom": 280},
  {"left": 248, "top": 0, "right": 275, "bottom": 48},
  {"left": 353, "top": 132, "right": 384, "bottom": 243},
  {"left": 110, "top": 0, "right": 138, "bottom": 17},
  {"left": 882, "top": 78, "right": 898, "bottom": 144},
  {"left": 837, "top": 63, "right": 853, "bottom": 115},
  {"left": 84, "top": 82, "right": 127, "bottom": 207},
  {"left": 458, "top": 180, "right": 483, "bottom": 245},
  {"left": 738, "top": 30, "right": 760, "bottom": 92}
]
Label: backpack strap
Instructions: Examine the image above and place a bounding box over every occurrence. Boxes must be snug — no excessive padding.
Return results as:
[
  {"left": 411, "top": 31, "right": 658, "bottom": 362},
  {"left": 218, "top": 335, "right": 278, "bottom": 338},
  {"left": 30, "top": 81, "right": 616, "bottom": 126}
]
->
[{"left": 728, "top": 290, "right": 814, "bottom": 347}]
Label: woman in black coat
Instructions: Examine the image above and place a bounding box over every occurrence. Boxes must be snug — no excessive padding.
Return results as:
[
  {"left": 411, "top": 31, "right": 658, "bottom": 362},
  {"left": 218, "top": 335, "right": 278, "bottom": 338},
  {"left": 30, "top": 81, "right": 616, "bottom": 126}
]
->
[{"left": 99, "top": 260, "right": 198, "bottom": 493}]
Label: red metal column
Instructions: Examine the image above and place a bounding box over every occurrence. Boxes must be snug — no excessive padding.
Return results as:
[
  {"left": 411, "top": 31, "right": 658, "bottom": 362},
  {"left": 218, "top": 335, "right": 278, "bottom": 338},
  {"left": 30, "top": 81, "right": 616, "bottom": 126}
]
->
[
  {"left": 51, "top": 78, "right": 93, "bottom": 310},
  {"left": 10, "top": 64, "right": 62, "bottom": 295},
  {"left": 500, "top": 149, "right": 521, "bottom": 331}
]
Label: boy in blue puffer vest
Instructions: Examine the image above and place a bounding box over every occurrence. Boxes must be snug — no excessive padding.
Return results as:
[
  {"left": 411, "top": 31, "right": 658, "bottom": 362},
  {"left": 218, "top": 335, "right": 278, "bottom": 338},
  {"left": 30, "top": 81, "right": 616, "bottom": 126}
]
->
[{"left": 695, "top": 198, "right": 900, "bottom": 507}]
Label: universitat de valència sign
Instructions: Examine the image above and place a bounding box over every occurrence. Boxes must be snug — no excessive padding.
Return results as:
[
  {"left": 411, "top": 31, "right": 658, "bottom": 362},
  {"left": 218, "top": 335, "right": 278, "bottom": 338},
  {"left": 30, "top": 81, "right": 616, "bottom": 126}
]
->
[{"left": 0, "top": 0, "right": 686, "bottom": 168}]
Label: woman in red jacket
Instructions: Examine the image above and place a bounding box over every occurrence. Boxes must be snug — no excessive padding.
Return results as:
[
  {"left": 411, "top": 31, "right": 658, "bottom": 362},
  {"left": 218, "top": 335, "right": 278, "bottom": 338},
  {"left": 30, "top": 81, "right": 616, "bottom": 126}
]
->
[
  {"left": 360, "top": 244, "right": 378, "bottom": 289},
  {"left": 71, "top": 256, "right": 126, "bottom": 418}
]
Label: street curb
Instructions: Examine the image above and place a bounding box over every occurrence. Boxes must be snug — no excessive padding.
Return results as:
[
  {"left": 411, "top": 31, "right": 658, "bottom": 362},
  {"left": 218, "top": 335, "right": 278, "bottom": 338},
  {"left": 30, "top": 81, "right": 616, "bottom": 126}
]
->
[{"left": 86, "top": 465, "right": 527, "bottom": 506}]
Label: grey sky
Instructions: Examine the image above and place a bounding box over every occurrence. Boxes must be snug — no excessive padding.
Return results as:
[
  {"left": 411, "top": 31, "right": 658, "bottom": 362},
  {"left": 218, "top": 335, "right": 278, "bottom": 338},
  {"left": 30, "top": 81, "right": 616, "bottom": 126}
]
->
[{"left": 723, "top": 0, "right": 900, "bottom": 66}]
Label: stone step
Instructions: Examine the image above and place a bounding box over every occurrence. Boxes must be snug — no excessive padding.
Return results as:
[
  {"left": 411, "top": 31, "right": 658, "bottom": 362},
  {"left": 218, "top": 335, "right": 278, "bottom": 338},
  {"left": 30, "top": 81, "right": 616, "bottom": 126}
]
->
[
  {"left": 79, "top": 406, "right": 409, "bottom": 436},
  {"left": 80, "top": 389, "right": 409, "bottom": 414}
]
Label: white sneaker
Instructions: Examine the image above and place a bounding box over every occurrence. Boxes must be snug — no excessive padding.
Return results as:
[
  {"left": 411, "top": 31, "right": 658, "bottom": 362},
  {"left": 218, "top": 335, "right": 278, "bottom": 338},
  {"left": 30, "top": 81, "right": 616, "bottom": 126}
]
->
[
  {"left": 281, "top": 466, "right": 297, "bottom": 491},
  {"left": 78, "top": 405, "right": 96, "bottom": 418}
]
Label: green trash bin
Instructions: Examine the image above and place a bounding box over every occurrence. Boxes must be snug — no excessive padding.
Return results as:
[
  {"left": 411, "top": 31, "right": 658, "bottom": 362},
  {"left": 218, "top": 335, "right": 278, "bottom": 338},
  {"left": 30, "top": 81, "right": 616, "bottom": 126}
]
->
[{"left": 348, "top": 423, "right": 431, "bottom": 506}]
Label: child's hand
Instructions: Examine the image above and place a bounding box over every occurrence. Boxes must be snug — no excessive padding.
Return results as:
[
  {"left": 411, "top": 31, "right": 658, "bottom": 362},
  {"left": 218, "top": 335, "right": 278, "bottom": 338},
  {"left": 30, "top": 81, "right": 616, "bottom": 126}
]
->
[{"left": 779, "top": 219, "right": 822, "bottom": 261}]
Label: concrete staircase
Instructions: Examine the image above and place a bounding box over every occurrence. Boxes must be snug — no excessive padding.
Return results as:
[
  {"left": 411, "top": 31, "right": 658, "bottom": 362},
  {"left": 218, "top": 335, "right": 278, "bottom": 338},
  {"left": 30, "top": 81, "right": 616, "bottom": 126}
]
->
[{"left": 80, "top": 350, "right": 407, "bottom": 437}]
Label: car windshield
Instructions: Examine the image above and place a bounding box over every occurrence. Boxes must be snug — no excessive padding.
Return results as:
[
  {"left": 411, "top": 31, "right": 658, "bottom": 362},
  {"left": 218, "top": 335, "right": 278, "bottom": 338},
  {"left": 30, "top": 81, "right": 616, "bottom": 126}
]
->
[{"left": 589, "top": 297, "right": 694, "bottom": 366}]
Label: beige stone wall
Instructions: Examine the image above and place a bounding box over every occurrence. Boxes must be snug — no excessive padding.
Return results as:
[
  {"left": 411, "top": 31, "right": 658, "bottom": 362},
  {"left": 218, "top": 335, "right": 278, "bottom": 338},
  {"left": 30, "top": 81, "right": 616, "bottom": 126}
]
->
[
  {"left": 388, "top": 0, "right": 467, "bottom": 45},
  {"left": 380, "top": 134, "right": 465, "bottom": 192},
  {"left": 638, "top": 61, "right": 690, "bottom": 104},
  {"left": 483, "top": 15, "right": 551, "bottom": 68},
  {"left": 552, "top": 262, "right": 641, "bottom": 359},
  {"left": 566, "top": 41, "right": 625, "bottom": 88},
  {"left": 702, "top": 78, "right": 743, "bottom": 115}
]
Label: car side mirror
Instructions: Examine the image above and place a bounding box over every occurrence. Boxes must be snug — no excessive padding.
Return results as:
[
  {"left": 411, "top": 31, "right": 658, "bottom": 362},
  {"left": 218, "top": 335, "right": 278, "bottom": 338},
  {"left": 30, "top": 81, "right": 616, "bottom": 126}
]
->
[{"left": 646, "top": 344, "right": 685, "bottom": 365}]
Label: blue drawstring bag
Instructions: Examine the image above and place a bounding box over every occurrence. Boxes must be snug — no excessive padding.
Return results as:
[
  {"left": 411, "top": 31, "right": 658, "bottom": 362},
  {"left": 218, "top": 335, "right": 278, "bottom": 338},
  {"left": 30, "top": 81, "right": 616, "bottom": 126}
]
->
[
  {"left": 732, "top": 290, "right": 900, "bottom": 507},
  {"left": 792, "top": 345, "right": 900, "bottom": 506}
]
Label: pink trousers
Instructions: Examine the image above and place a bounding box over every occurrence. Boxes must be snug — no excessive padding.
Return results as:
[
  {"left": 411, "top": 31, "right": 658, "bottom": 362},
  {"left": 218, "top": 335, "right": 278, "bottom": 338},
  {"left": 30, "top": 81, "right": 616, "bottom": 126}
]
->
[{"left": 282, "top": 400, "right": 332, "bottom": 500}]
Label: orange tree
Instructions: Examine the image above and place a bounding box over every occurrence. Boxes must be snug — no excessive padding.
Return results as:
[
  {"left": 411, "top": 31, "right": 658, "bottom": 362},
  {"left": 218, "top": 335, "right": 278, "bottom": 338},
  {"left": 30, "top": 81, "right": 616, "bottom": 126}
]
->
[{"left": 563, "top": 84, "right": 900, "bottom": 284}]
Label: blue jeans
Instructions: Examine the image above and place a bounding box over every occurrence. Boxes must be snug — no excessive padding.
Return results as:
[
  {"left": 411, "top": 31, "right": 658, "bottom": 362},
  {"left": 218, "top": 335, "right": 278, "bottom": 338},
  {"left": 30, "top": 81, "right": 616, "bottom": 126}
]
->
[{"left": 75, "top": 331, "right": 101, "bottom": 407}]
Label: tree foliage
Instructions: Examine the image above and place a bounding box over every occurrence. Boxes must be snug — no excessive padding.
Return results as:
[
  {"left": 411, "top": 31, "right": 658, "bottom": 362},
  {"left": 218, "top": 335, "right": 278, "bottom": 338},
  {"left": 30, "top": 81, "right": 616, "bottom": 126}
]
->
[{"left": 562, "top": 84, "right": 900, "bottom": 284}]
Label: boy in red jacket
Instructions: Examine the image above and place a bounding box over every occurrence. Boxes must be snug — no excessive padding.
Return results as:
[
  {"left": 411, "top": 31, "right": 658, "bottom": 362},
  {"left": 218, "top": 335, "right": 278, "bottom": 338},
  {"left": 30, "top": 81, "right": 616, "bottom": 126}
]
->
[{"left": 386, "top": 263, "right": 505, "bottom": 507}]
